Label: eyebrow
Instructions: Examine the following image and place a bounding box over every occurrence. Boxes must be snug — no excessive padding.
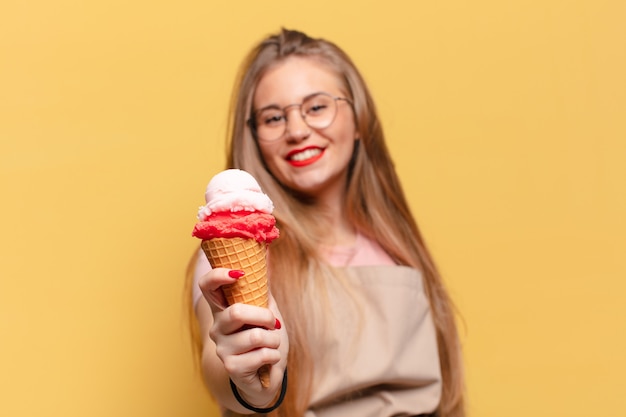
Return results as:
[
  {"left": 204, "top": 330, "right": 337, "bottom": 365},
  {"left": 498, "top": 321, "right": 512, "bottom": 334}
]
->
[{"left": 255, "top": 91, "right": 330, "bottom": 113}]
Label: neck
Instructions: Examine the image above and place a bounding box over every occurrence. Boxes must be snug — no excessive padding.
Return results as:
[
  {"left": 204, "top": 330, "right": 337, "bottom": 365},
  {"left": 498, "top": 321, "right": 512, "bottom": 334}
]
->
[{"left": 312, "top": 189, "right": 356, "bottom": 247}]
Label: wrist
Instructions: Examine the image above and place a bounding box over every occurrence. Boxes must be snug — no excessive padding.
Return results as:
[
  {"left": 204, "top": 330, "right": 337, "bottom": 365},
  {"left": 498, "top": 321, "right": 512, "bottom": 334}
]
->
[{"left": 230, "top": 369, "right": 288, "bottom": 413}]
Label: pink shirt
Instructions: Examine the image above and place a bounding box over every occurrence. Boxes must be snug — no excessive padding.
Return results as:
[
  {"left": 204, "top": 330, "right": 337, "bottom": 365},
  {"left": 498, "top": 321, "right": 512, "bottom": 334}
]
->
[{"left": 192, "top": 234, "right": 396, "bottom": 306}]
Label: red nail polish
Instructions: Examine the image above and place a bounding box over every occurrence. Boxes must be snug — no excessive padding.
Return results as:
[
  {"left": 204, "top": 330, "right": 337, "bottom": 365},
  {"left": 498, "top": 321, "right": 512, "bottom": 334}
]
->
[
  {"left": 275, "top": 318, "right": 282, "bottom": 330},
  {"left": 228, "top": 270, "right": 245, "bottom": 279}
]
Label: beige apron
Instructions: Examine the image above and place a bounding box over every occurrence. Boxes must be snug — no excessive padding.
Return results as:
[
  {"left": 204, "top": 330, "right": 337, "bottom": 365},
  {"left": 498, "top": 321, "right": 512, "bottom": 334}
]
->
[{"left": 305, "top": 265, "right": 442, "bottom": 417}]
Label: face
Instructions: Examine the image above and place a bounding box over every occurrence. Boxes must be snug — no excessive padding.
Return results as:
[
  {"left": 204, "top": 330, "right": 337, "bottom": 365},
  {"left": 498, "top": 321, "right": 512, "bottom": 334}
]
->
[{"left": 252, "top": 56, "right": 358, "bottom": 202}]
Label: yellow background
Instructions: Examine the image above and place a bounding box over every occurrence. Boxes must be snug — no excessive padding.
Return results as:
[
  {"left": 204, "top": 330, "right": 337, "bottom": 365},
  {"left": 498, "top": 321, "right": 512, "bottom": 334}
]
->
[{"left": 1, "top": 1, "right": 624, "bottom": 416}]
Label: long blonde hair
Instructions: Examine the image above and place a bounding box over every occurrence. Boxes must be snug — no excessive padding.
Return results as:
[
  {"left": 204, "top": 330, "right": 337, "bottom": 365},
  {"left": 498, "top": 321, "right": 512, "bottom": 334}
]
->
[{"left": 187, "top": 28, "right": 465, "bottom": 417}]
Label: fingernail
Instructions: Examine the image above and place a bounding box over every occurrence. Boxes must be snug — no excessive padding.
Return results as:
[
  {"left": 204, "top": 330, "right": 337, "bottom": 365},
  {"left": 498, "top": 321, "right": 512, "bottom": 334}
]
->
[
  {"left": 274, "top": 318, "right": 282, "bottom": 330},
  {"left": 228, "top": 270, "right": 245, "bottom": 279}
]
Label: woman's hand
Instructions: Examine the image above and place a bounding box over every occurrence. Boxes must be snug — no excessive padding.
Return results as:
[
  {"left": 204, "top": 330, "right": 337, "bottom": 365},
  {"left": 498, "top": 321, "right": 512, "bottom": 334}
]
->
[{"left": 198, "top": 267, "right": 289, "bottom": 408}]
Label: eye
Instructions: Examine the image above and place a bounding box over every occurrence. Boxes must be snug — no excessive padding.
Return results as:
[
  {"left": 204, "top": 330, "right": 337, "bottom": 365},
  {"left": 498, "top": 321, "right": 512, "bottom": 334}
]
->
[
  {"left": 257, "top": 110, "right": 285, "bottom": 126},
  {"left": 308, "top": 104, "right": 328, "bottom": 114},
  {"left": 303, "top": 95, "right": 332, "bottom": 117}
]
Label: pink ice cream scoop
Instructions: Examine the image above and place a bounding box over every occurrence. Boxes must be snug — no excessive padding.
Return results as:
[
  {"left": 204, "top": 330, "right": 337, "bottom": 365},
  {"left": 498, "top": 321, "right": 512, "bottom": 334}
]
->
[{"left": 192, "top": 169, "right": 279, "bottom": 242}]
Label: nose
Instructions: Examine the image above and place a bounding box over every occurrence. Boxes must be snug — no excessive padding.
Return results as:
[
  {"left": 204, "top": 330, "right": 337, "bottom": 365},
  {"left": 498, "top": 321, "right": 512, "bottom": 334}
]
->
[{"left": 284, "top": 107, "right": 311, "bottom": 141}]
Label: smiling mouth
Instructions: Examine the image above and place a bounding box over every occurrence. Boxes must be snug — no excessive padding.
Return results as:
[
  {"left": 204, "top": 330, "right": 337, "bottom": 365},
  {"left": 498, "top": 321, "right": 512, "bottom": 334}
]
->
[
  {"left": 289, "top": 148, "right": 322, "bottom": 162},
  {"left": 287, "top": 147, "right": 324, "bottom": 167}
]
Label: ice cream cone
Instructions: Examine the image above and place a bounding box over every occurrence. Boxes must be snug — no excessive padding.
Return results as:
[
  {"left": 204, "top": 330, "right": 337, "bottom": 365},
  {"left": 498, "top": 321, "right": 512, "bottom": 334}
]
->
[
  {"left": 193, "top": 169, "right": 280, "bottom": 389},
  {"left": 200, "top": 237, "right": 271, "bottom": 388}
]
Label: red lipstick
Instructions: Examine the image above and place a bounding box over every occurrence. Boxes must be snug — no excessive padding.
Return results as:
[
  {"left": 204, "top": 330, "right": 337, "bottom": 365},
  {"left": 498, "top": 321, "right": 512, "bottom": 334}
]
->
[{"left": 286, "top": 146, "right": 324, "bottom": 167}]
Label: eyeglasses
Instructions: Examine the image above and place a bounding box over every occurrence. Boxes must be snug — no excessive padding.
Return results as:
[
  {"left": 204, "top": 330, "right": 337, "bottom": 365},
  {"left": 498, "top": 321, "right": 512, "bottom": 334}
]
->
[{"left": 248, "top": 92, "right": 352, "bottom": 142}]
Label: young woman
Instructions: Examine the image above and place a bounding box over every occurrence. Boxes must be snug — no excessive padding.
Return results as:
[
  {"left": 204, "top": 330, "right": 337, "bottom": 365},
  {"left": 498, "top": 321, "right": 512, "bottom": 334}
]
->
[{"left": 186, "top": 28, "right": 465, "bottom": 417}]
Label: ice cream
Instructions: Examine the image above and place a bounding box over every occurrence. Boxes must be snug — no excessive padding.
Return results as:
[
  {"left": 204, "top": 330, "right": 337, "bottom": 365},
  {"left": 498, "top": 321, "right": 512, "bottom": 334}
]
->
[{"left": 192, "top": 169, "right": 279, "bottom": 388}]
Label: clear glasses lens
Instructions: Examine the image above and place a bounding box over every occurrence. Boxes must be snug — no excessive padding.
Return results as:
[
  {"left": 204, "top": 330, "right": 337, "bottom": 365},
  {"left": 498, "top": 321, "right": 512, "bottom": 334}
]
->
[{"left": 254, "top": 93, "right": 338, "bottom": 141}]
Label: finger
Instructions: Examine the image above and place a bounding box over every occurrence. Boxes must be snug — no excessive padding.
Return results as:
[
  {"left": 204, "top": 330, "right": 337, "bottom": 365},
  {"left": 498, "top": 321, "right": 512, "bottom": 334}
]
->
[
  {"left": 222, "top": 346, "right": 282, "bottom": 382},
  {"left": 198, "top": 268, "right": 243, "bottom": 292},
  {"left": 198, "top": 268, "right": 243, "bottom": 311},
  {"left": 219, "top": 303, "right": 280, "bottom": 335},
  {"left": 213, "top": 329, "right": 282, "bottom": 373},
  {"left": 221, "top": 326, "right": 282, "bottom": 356}
]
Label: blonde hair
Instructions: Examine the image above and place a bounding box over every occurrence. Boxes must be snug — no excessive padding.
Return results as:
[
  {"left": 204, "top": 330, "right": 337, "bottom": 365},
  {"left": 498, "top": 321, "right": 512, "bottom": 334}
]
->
[{"left": 187, "top": 28, "right": 465, "bottom": 417}]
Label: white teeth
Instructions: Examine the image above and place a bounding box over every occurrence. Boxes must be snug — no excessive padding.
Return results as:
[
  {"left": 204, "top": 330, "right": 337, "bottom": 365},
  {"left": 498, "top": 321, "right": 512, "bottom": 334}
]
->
[{"left": 290, "top": 148, "right": 321, "bottom": 161}]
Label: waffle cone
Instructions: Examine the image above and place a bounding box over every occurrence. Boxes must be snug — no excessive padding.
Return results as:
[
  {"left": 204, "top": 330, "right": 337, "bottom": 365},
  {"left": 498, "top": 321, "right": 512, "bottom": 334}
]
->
[
  {"left": 200, "top": 237, "right": 271, "bottom": 387},
  {"left": 201, "top": 237, "right": 269, "bottom": 307}
]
